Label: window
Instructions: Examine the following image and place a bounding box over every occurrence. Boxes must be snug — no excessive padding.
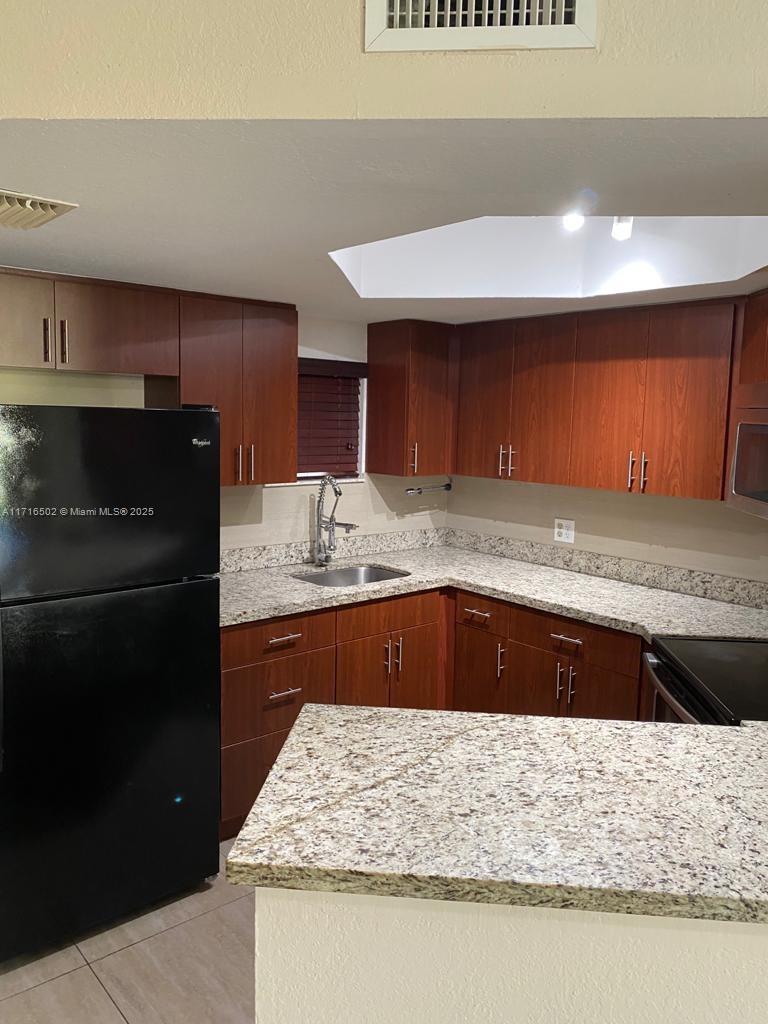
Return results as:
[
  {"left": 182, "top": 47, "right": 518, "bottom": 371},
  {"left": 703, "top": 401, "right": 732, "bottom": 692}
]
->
[{"left": 297, "top": 359, "right": 367, "bottom": 480}]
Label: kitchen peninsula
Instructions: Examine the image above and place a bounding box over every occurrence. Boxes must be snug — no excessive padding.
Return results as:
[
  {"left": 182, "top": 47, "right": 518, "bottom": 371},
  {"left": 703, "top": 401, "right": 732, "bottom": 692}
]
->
[{"left": 228, "top": 703, "right": 768, "bottom": 1024}]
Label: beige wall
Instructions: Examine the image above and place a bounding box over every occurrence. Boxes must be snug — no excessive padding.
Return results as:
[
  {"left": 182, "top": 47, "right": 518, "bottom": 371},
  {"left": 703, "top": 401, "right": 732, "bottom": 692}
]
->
[
  {"left": 1, "top": 2, "right": 766, "bottom": 120},
  {"left": 447, "top": 476, "right": 768, "bottom": 582},
  {"left": 0, "top": 367, "right": 144, "bottom": 408}
]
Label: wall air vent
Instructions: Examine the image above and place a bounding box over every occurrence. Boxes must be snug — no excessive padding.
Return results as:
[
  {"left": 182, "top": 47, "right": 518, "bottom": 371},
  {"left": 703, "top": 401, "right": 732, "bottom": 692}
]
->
[
  {"left": 365, "top": 0, "right": 596, "bottom": 50},
  {"left": 0, "top": 190, "right": 78, "bottom": 230}
]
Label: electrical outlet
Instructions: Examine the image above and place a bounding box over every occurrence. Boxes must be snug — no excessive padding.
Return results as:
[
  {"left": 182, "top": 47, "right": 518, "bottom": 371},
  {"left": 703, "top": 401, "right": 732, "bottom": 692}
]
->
[{"left": 554, "top": 518, "right": 575, "bottom": 544}]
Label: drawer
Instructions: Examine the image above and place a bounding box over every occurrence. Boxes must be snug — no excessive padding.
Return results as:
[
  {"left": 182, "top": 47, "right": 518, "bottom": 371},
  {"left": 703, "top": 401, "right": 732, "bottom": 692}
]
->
[
  {"left": 336, "top": 591, "right": 439, "bottom": 643},
  {"left": 507, "top": 605, "right": 641, "bottom": 677},
  {"left": 220, "top": 729, "right": 290, "bottom": 824},
  {"left": 221, "top": 647, "right": 335, "bottom": 746},
  {"left": 455, "top": 590, "right": 510, "bottom": 637},
  {"left": 221, "top": 608, "right": 336, "bottom": 670}
]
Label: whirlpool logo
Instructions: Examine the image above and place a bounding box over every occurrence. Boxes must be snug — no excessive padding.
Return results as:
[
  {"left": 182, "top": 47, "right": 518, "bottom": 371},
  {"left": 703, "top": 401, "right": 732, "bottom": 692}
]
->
[{"left": 192, "top": 438, "right": 211, "bottom": 448}]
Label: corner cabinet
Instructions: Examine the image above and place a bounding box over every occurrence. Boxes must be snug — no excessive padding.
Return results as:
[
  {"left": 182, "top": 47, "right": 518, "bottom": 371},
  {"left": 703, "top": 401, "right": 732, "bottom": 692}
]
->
[
  {"left": 179, "top": 297, "right": 297, "bottom": 487},
  {"left": 366, "top": 320, "right": 456, "bottom": 476}
]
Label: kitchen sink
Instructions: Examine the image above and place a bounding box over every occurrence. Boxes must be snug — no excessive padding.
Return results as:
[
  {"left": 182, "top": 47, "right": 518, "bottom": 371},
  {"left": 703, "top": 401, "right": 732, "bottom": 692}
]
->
[{"left": 293, "top": 565, "right": 411, "bottom": 587}]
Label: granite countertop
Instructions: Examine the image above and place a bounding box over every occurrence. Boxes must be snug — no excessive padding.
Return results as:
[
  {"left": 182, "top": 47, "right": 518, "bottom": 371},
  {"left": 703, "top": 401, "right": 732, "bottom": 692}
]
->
[
  {"left": 227, "top": 703, "right": 768, "bottom": 923},
  {"left": 219, "top": 545, "right": 768, "bottom": 640}
]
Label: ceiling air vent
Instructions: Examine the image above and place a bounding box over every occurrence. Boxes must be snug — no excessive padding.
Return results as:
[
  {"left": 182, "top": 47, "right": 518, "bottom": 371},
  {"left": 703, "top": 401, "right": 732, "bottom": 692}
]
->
[
  {"left": 0, "top": 189, "right": 78, "bottom": 230},
  {"left": 365, "top": 0, "right": 596, "bottom": 50}
]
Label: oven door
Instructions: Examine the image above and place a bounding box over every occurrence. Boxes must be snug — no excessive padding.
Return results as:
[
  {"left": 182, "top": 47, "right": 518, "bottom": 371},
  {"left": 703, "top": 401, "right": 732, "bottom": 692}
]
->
[
  {"left": 727, "top": 410, "right": 768, "bottom": 519},
  {"left": 642, "top": 653, "right": 711, "bottom": 725}
]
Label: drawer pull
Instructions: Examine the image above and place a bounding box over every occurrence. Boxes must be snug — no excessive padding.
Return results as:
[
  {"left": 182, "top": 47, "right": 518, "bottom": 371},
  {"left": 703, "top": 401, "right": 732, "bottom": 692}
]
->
[
  {"left": 549, "top": 632, "right": 583, "bottom": 647},
  {"left": 496, "top": 642, "right": 505, "bottom": 680},
  {"left": 267, "top": 632, "right": 303, "bottom": 646},
  {"left": 268, "top": 687, "right": 302, "bottom": 702},
  {"left": 555, "top": 661, "right": 564, "bottom": 700},
  {"left": 567, "top": 666, "right": 577, "bottom": 705},
  {"left": 464, "top": 608, "right": 491, "bottom": 619}
]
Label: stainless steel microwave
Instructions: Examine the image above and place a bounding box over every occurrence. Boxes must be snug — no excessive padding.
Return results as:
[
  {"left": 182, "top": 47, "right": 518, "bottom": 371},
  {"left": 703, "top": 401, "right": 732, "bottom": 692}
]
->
[{"left": 727, "top": 411, "right": 768, "bottom": 518}]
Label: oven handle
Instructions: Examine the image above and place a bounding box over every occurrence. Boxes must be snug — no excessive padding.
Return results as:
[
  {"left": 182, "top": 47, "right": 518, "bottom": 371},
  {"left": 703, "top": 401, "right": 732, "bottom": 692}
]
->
[{"left": 643, "top": 652, "right": 700, "bottom": 725}]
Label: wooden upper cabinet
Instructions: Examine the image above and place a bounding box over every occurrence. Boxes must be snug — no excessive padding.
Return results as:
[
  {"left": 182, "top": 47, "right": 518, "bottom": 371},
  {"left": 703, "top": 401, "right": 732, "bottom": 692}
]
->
[
  {"left": 735, "top": 290, "right": 768, "bottom": 407},
  {"left": 366, "top": 320, "right": 454, "bottom": 476},
  {"left": 456, "top": 320, "right": 515, "bottom": 479},
  {"left": 242, "top": 305, "right": 298, "bottom": 484},
  {"left": 180, "top": 296, "right": 243, "bottom": 487},
  {"left": 509, "top": 315, "right": 576, "bottom": 485},
  {"left": 54, "top": 281, "right": 179, "bottom": 375},
  {"left": 0, "top": 272, "right": 56, "bottom": 369},
  {"left": 569, "top": 308, "right": 649, "bottom": 492},
  {"left": 641, "top": 303, "right": 734, "bottom": 500}
]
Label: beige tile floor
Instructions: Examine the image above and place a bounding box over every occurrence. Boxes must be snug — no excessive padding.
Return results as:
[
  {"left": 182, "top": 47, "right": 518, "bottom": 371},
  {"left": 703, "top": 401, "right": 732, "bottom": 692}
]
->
[{"left": 0, "top": 840, "right": 254, "bottom": 1023}]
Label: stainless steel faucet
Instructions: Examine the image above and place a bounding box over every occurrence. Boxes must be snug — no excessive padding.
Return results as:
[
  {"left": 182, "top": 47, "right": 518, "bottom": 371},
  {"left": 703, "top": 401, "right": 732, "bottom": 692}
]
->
[{"left": 314, "top": 474, "right": 358, "bottom": 566}]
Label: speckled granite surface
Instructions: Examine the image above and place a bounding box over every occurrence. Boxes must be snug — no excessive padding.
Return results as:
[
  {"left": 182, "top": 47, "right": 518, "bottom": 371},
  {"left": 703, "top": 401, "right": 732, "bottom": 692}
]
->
[
  {"left": 227, "top": 704, "right": 768, "bottom": 922},
  {"left": 219, "top": 545, "right": 768, "bottom": 640}
]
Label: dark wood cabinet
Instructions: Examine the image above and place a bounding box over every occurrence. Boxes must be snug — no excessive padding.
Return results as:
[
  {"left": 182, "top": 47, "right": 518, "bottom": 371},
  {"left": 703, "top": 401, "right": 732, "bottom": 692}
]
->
[
  {"left": 242, "top": 305, "right": 298, "bottom": 484},
  {"left": 220, "top": 729, "right": 291, "bottom": 833},
  {"left": 336, "top": 591, "right": 439, "bottom": 643},
  {"left": 509, "top": 315, "right": 576, "bottom": 485},
  {"left": 366, "top": 320, "right": 455, "bottom": 476},
  {"left": 641, "top": 302, "right": 734, "bottom": 500},
  {"left": 0, "top": 272, "right": 56, "bottom": 368},
  {"left": 336, "top": 633, "right": 392, "bottom": 708},
  {"left": 569, "top": 308, "right": 649, "bottom": 492},
  {"left": 565, "top": 661, "right": 639, "bottom": 721},
  {"left": 180, "top": 296, "right": 243, "bottom": 487},
  {"left": 180, "top": 298, "right": 298, "bottom": 487},
  {"left": 453, "top": 624, "right": 507, "bottom": 713},
  {"left": 55, "top": 281, "right": 179, "bottom": 375},
  {"left": 734, "top": 290, "right": 768, "bottom": 407},
  {"left": 456, "top": 320, "right": 515, "bottom": 479},
  {"left": 390, "top": 622, "right": 440, "bottom": 710},
  {"left": 505, "top": 641, "right": 563, "bottom": 717}
]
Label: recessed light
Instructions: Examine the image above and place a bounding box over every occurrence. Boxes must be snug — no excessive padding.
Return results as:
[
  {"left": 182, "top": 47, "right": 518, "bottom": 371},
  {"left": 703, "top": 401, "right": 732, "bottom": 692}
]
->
[
  {"left": 562, "top": 211, "right": 585, "bottom": 232},
  {"left": 612, "top": 216, "right": 634, "bottom": 242}
]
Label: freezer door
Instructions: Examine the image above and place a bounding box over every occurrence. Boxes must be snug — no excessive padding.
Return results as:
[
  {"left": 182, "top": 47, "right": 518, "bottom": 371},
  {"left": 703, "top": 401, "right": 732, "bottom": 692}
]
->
[
  {"left": 0, "top": 578, "right": 220, "bottom": 960},
  {"left": 0, "top": 405, "right": 219, "bottom": 601}
]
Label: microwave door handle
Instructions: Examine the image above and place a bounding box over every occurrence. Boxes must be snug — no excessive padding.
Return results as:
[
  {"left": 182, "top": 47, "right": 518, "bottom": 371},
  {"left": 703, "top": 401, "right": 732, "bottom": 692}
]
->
[{"left": 643, "top": 653, "right": 700, "bottom": 725}]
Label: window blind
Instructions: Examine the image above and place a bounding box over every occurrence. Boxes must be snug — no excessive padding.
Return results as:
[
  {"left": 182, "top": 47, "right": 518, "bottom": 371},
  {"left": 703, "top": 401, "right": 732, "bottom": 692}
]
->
[{"left": 298, "top": 373, "right": 361, "bottom": 478}]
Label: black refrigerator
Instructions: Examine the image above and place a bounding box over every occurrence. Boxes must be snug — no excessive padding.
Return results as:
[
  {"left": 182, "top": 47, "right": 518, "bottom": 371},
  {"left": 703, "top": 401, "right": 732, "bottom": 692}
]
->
[{"left": 0, "top": 405, "right": 221, "bottom": 961}]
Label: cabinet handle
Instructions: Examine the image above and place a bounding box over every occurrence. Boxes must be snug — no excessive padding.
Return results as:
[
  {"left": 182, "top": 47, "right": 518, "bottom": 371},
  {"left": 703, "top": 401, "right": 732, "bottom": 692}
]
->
[
  {"left": 395, "top": 636, "right": 403, "bottom": 672},
  {"left": 550, "top": 632, "right": 583, "bottom": 647},
  {"left": 627, "top": 450, "right": 636, "bottom": 491},
  {"left": 567, "top": 666, "right": 576, "bottom": 705},
  {"left": 507, "top": 445, "right": 517, "bottom": 477},
  {"left": 268, "top": 687, "right": 302, "bottom": 702},
  {"left": 236, "top": 444, "right": 243, "bottom": 484},
  {"left": 640, "top": 451, "right": 649, "bottom": 492},
  {"left": 496, "top": 642, "right": 505, "bottom": 680},
  {"left": 384, "top": 639, "right": 392, "bottom": 675},
  {"left": 555, "top": 661, "right": 564, "bottom": 700},
  {"left": 59, "top": 319, "right": 69, "bottom": 364},
  {"left": 498, "top": 444, "right": 505, "bottom": 478},
  {"left": 409, "top": 441, "right": 419, "bottom": 474},
  {"left": 463, "top": 607, "right": 491, "bottom": 619},
  {"left": 267, "top": 632, "right": 303, "bottom": 646},
  {"left": 42, "top": 317, "right": 52, "bottom": 363},
  {"left": 249, "top": 443, "right": 255, "bottom": 483}
]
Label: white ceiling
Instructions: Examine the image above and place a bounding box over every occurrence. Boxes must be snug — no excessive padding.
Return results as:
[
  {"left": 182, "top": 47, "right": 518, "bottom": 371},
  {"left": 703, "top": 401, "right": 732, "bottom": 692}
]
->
[{"left": 0, "top": 119, "right": 767, "bottom": 324}]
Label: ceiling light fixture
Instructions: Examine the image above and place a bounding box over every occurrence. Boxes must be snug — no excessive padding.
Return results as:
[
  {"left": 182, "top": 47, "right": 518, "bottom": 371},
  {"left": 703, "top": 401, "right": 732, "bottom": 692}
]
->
[
  {"left": 0, "top": 189, "right": 78, "bottom": 230},
  {"left": 611, "top": 215, "right": 634, "bottom": 242},
  {"left": 562, "top": 211, "right": 585, "bottom": 232}
]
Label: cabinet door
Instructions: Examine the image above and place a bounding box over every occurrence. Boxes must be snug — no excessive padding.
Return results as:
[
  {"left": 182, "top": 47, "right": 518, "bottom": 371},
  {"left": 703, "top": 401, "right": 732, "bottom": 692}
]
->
[
  {"left": 242, "top": 305, "right": 298, "bottom": 484},
  {"left": 336, "top": 633, "right": 392, "bottom": 708},
  {"left": 737, "top": 290, "right": 768, "bottom": 406},
  {"left": 220, "top": 729, "right": 290, "bottom": 837},
  {"left": 505, "top": 641, "right": 564, "bottom": 717},
  {"left": 406, "top": 323, "right": 453, "bottom": 476},
  {"left": 366, "top": 321, "right": 410, "bottom": 475},
  {"left": 565, "top": 662, "right": 639, "bottom": 722},
  {"left": 641, "top": 303, "right": 734, "bottom": 500},
  {"left": 180, "top": 296, "right": 243, "bottom": 487},
  {"left": 509, "top": 315, "right": 577, "bottom": 485},
  {"left": 390, "top": 622, "right": 440, "bottom": 710},
  {"left": 453, "top": 623, "right": 506, "bottom": 714},
  {"left": 456, "top": 321, "right": 514, "bottom": 479},
  {"left": 0, "top": 272, "right": 56, "bottom": 368},
  {"left": 54, "top": 281, "right": 179, "bottom": 375},
  {"left": 569, "top": 309, "right": 649, "bottom": 492}
]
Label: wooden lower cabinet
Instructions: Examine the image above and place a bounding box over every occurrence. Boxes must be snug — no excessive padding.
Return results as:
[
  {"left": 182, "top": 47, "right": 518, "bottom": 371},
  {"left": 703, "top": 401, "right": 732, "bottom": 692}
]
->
[
  {"left": 220, "top": 730, "right": 291, "bottom": 838},
  {"left": 337, "top": 622, "right": 441, "bottom": 710},
  {"left": 453, "top": 625, "right": 506, "bottom": 714},
  {"left": 566, "top": 661, "right": 639, "bottom": 721},
  {"left": 505, "top": 642, "right": 562, "bottom": 718},
  {"left": 336, "top": 633, "right": 391, "bottom": 708}
]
